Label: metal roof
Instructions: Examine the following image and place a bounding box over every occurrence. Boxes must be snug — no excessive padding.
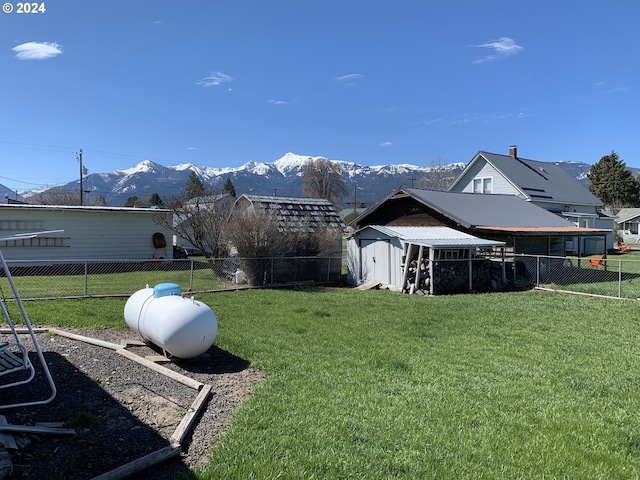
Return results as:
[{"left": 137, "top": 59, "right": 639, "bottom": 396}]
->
[
  {"left": 616, "top": 208, "right": 640, "bottom": 223},
  {"left": 357, "top": 225, "right": 505, "bottom": 248},
  {"left": 0, "top": 204, "right": 171, "bottom": 213},
  {"left": 462, "top": 151, "right": 602, "bottom": 206},
  {"left": 402, "top": 188, "right": 577, "bottom": 228}
]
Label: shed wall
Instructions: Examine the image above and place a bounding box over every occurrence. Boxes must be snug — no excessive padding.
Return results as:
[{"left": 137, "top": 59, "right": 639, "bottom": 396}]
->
[
  {"left": 347, "top": 233, "right": 404, "bottom": 290},
  {"left": 0, "top": 207, "right": 173, "bottom": 261}
]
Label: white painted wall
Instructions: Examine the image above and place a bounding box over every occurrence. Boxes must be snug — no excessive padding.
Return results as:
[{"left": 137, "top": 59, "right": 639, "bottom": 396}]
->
[
  {"left": 347, "top": 229, "right": 405, "bottom": 290},
  {"left": 449, "top": 159, "right": 521, "bottom": 197},
  {"left": 0, "top": 205, "right": 174, "bottom": 261}
]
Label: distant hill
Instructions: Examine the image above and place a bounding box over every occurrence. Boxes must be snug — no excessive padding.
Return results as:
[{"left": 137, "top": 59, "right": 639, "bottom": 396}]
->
[{"left": 3, "top": 152, "right": 601, "bottom": 207}]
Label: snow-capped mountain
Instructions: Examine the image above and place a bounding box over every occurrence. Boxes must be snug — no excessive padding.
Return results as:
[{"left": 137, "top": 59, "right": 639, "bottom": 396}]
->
[{"left": 6, "top": 152, "right": 593, "bottom": 208}]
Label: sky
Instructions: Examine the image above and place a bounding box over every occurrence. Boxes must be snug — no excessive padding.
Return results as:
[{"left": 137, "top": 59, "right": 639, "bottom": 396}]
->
[{"left": 1, "top": 1, "right": 639, "bottom": 193}]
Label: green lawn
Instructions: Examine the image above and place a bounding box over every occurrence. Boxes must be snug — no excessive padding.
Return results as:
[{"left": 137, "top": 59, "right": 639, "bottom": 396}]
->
[
  {"left": 19, "top": 289, "right": 640, "bottom": 479},
  {"left": 540, "top": 251, "right": 640, "bottom": 299}
]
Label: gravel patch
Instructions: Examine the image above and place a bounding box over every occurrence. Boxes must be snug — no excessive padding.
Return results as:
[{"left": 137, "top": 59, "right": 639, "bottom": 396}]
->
[{"left": 0, "top": 329, "right": 265, "bottom": 479}]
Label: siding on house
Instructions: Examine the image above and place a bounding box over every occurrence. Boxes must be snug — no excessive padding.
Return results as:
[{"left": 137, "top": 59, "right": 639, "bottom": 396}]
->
[
  {"left": 0, "top": 205, "right": 173, "bottom": 261},
  {"left": 616, "top": 208, "right": 640, "bottom": 244},
  {"left": 454, "top": 159, "right": 520, "bottom": 197}
]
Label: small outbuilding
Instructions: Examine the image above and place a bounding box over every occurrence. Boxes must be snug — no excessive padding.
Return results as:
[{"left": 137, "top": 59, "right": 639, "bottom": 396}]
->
[
  {"left": 0, "top": 204, "right": 174, "bottom": 262},
  {"left": 348, "top": 225, "right": 506, "bottom": 294}
]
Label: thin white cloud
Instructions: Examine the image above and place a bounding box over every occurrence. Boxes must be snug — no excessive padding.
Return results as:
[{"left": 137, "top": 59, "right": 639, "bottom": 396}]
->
[
  {"left": 379, "top": 141, "right": 393, "bottom": 147},
  {"left": 335, "top": 73, "right": 363, "bottom": 82},
  {"left": 153, "top": 20, "right": 163, "bottom": 26},
  {"left": 12, "top": 41, "right": 63, "bottom": 60},
  {"left": 266, "top": 99, "right": 288, "bottom": 105},
  {"left": 196, "top": 72, "right": 233, "bottom": 87},
  {"left": 605, "top": 86, "right": 632, "bottom": 94},
  {"left": 186, "top": 147, "right": 198, "bottom": 150},
  {"left": 470, "top": 37, "right": 522, "bottom": 65},
  {"left": 593, "top": 82, "right": 632, "bottom": 94}
]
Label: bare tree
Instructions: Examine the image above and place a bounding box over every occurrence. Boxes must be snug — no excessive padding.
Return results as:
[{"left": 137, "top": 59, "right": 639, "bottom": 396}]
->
[
  {"left": 302, "top": 158, "right": 348, "bottom": 207},
  {"left": 29, "top": 189, "right": 104, "bottom": 206},
  {"left": 154, "top": 192, "right": 234, "bottom": 258},
  {"left": 225, "top": 206, "right": 343, "bottom": 285},
  {"left": 415, "top": 157, "right": 459, "bottom": 191}
]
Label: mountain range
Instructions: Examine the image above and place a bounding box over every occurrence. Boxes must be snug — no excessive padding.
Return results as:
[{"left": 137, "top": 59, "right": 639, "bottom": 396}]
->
[{"left": 2, "top": 152, "right": 596, "bottom": 209}]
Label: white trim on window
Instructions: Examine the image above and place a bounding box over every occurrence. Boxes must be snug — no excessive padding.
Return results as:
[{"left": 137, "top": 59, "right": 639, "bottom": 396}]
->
[{"left": 473, "top": 177, "right": 493, "bottom": 194}]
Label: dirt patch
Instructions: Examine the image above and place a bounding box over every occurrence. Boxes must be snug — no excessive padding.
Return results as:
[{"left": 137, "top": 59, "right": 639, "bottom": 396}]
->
[{"left": 0, "top": 329, "right": 265, "bottom": 479}]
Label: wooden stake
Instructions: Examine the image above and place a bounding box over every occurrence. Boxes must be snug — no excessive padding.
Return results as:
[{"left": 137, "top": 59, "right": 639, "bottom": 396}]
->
[
  {"left": 116, "top": 349, "right": 204, "bottom": 391},
  {"left": 90, "top": 443, "right": 181, "bottom": 480},
  {"left": 171, "top": 384, "right": 212, "bottom": 445},
  {"left": 48, "top": 329, "right": 123, "bottom": 351}
]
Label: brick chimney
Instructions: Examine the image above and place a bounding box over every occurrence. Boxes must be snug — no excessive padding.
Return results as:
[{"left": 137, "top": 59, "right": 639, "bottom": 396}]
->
[{"left": 509, "top": 145, "right": 518, "bottom": 158}]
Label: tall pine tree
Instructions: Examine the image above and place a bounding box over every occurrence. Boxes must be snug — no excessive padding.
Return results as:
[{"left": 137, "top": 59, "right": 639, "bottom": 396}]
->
[
  {"left": 222, "top": 177, "right": 237, "bottom": 197},
  {"left": 184, "top": 171, "right": 206, "bottom": 200},
  {"left": 588, "top": 151, "right": 640, "bottom": 212}
]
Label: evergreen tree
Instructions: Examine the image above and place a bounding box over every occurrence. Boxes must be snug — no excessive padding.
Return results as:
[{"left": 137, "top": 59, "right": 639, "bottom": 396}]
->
[
  {"left": 124, "top": 196, "right": 138, "bottom": 207},
  {"left": 222, "top": 177, "right": 237, "bottom": 197},
  {"left": 588, "top": 151, "right": 640, "bottom": 212},
  {"left": 149, "top": 192, "right": 164, "bottom": 207},
  {"left": 184, "top": 171, "right": 206, "bottom": 200}
]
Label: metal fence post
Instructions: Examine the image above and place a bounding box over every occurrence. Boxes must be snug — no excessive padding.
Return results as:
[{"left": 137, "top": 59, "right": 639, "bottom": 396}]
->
[
  {"left": 84, "top": 261, "right": 88, "bottom": 296},
  {"left": 619, "top": 259, "right": 622, "bottom": 298},
  {"left": 536, "top": 256, "right": 540, "bottom": 286},
  {"left": 189, "top": 260, "right": 194, "bottom": 292}
]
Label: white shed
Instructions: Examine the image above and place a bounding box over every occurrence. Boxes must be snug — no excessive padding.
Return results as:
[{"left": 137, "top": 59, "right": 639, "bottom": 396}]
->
[
  {"left": 0, "top": 204, "right": 174, "bottom": 261},
  {"left": 347, "top": 225, "right": 506, "bottom": 294}
]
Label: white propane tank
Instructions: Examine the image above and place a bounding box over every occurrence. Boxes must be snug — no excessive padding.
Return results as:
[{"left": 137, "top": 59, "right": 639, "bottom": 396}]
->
[{"left": 124, "top": 283, "right": 218, "bottom": 359}]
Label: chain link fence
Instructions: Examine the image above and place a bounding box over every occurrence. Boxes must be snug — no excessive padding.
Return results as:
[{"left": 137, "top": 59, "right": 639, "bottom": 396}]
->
[
  {"left": 0, "top": 256, "right": 343, "bottom": 301},
  {"left": 513, "top": 254, "right": 640, "bottom": 299}
]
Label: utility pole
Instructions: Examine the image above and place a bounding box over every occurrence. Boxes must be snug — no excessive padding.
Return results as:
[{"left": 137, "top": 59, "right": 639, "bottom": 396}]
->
[
  {"left": 77, "top": 148, "right": 89, "bottom": 206},
  {"left": 78, "top": 148, "right": 84, "bottom": 206},
  {"left": 353, "top": 184, "right": 357, "bottom": 216}
]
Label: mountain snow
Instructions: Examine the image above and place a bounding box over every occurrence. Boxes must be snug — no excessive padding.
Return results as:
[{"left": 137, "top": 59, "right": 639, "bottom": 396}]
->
[{"left": 7, "top": 152, "right": 593, "bottom": 207}]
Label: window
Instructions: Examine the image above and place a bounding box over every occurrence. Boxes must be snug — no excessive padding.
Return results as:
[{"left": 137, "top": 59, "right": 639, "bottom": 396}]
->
[{"left": 473, "top": 177, "right": 492, "bottom": 193}]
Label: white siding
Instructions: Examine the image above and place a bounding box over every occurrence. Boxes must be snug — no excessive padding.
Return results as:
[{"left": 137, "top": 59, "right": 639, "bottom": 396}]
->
[
  {"left": 0, "top": 206, "right": 173, "bottom": 261},
  {"left": 347, "top": 231, "right": 405, "bottom": 290},
  {"left": 449, "top": 159, "right": 521, "bottom": 197}
]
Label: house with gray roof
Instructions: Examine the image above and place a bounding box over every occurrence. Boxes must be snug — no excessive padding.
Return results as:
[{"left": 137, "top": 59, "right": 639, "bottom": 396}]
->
[
  {"left": 447, "top": 146, "right": 614, "bottom": 250},
  {"left": 616, "top": 208, "right": 640, "bottom": 244},
  {"left": 350, "top": 188, "right": 609, "bottom": 256}
]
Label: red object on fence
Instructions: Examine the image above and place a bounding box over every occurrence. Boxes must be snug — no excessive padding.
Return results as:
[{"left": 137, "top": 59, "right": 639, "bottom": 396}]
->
[{"left": 589, "top": 255, "right": 605, "bottom": 268}]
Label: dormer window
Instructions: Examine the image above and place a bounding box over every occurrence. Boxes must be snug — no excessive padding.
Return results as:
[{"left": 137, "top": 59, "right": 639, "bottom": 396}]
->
[{"left": 473, "top": 177, "right": 492, "bottom": 194}]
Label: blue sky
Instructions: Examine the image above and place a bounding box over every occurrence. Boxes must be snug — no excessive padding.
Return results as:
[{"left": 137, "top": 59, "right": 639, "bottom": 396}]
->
[{"left": 1, "top": 1, "right": 638, "bottom": 193}]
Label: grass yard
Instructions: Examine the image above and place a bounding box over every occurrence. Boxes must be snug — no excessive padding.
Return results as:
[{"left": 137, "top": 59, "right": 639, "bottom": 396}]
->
[
  {"left": 1, "top": 260, "right": 225, "bottom": 299},
  {"left": 541, "top": 251, "right": 640, "bottom": 299},
  {"left": 19, "top": 288, "right": 640, "bottom": 478}
]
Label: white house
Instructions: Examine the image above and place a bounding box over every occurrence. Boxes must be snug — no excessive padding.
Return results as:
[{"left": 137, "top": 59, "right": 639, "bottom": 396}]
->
[
  {"left": 447, "top": 146, "right": 614, "bottom": 252},
  {"left": 616, "top": 208, "right": 640, "bottom": 244},
  {"left": 0, "top": 204, "right": 174, "bottom": 261}
]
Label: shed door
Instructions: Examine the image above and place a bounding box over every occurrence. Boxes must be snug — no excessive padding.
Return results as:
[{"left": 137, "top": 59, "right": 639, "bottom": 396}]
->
[{"left": 361, "top": 239, "right": 390, "bottom": 285}]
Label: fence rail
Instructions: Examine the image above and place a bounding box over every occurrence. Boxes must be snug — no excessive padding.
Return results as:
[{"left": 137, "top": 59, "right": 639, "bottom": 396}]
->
[
  {"left": 0, "top": 256, "right": 343, "bottom": 301},
  {"left": 513, "top": 254, "right": 640, "bottom": 300}
]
